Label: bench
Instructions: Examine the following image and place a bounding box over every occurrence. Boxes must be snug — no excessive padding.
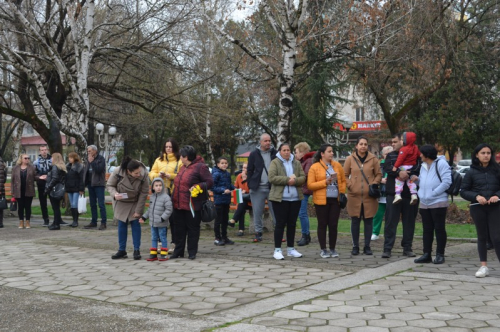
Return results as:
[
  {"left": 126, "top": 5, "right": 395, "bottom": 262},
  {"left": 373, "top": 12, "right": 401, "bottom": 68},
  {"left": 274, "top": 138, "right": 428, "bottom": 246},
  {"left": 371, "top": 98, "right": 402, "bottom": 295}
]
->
[{"left": 4, "top": 183, "right": 12, "bottom": 202}]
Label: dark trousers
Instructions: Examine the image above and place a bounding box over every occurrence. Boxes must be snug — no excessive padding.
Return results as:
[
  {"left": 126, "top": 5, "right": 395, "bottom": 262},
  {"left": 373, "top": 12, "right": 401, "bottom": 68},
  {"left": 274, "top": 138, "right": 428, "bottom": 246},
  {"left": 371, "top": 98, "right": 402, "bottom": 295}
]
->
[
  {"left": 271, "top": 200, "right": 301, "bottom": 248},
  {"left": 315, "top": 198, "right": 341, "bottom": 250},
  {"left": 419, "top": 207, "right": 447, "bottom": 254},
  {"left": 49, "top": 196, "right": 63, "bottom": 225},
  {"left": 214, "top": 204, "right": 230, "bottom": 239},
  {"left": 351, "top": 204, "right": 373, "bottom": 248},
  {"left": 383, "top": 194, "right": 418, "bottom": 252},
  {"left": 232, "top": 202, "right": 250, "bottom": 231},
  {"left": 88, "top": 185, "right": 106, "bottom": 224},
  {"left": 0, "top": 209, "right": 3, "bottom": 226},
  {"left": 17, "top": 196, "right": 33, "bottom": 220},
  {"left": 470, "top": 203, "right": 500, "bottom": 262},
  {"left": 37, "top": 182, "right": 49, "bottom": 221},
  {"left": 173, "top": 209, "right": 202, "bottom": 257},
  {"left": 169, "top": 215, "right": 176, "bottom": 244}
]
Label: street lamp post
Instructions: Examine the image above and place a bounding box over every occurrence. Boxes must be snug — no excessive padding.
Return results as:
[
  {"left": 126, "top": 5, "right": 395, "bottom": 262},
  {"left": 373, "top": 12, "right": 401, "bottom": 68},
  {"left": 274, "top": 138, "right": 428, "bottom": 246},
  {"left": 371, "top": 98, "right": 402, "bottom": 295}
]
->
[
  {"left": 327, "top": 115, "right": 354, "bottom": 160},
  {"left": 95, "top": 123, "right": 117, "bottom": 168}
]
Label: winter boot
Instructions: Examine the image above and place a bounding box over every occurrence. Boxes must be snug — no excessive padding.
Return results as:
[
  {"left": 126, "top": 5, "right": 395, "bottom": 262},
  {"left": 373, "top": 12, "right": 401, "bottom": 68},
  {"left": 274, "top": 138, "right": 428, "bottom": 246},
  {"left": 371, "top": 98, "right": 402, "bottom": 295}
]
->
[
  {"left": 147, "top": 248, "right": 158, "bottom": 261},
  {"left": 48, "top": 220, "right": 60, "bottom": 230},
  {"left": 70, "top": 208, "right": 79, "bottom": 228},
  {"left": 25, "top": 220, "right": 31, "bottom": 229},
  {"left": 159, "top": 248, "right": 169, "bottom": 261},
  {"left": 297, "top": 234, "right": 308, "bottom": 246},
  {"left": 18, "top": 220, "right": 24, "bottom": 229},
  {"left": 133, "top": 250, "right": 141, "bottom": 260}
]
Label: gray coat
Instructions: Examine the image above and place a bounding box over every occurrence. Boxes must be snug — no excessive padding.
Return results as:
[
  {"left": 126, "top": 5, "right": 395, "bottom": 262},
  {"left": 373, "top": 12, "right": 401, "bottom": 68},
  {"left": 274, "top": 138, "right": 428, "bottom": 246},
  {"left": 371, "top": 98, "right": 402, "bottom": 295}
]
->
[{"left": 142, "top": 178, "right": 172, "bottom": 227}]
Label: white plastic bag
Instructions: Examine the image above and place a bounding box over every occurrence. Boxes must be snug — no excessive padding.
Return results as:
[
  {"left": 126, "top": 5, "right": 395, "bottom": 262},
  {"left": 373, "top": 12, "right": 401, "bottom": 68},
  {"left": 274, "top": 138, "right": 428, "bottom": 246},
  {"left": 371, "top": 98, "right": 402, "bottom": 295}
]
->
[{"left": 78, "top": 194, "right": 87, "bottom": 214}]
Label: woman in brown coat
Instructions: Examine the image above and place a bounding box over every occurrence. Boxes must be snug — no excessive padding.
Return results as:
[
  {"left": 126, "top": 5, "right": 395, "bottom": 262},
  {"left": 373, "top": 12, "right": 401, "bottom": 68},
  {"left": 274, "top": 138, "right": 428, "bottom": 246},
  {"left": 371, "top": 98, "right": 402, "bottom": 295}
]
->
[
  {"left": 11, "top": 154, "right": 36, "bottom": 229},
  {"left": 344, "top": 137, "right": 382, "bottom": 256}
]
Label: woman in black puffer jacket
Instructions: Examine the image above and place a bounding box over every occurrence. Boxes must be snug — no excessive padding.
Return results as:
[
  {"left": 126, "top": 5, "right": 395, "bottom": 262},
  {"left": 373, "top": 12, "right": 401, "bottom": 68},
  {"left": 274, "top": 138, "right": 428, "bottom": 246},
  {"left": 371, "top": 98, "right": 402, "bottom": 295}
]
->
[
  {"left": 66, "top": 152, "right": 85, "bottom": 227},
  {"left": 460, "top": 143, "right": 500, "bottom": 278},
  {"left": 45, "top": 153, "right": 67, "bottom": 231}
]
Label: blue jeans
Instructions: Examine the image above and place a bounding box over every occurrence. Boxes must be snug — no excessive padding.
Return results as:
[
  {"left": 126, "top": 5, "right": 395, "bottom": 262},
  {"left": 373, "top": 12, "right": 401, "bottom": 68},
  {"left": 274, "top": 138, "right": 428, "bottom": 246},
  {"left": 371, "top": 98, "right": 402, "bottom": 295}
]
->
[
  {"left": 118, "top": 219, "right": 141, "bottom": 251},
  {"left": 88, "top": 185, "right": 106, "bottom": 224},
  {"left": 151, "top": 226, "right": 168, "bottom": 248},
  {"left": 68, "top": 192, "right": 79, "bottom": 209},
  {"left": 298, "top": 194, "right": 311, "bottom": 235}
]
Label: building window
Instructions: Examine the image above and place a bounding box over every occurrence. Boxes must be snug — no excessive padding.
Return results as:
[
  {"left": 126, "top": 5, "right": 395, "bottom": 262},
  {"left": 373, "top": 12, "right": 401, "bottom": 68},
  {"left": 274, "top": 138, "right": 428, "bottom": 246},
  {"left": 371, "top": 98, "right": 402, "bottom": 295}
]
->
[{"left": 355, "top": 107, "right": 364, "bottom": 121}]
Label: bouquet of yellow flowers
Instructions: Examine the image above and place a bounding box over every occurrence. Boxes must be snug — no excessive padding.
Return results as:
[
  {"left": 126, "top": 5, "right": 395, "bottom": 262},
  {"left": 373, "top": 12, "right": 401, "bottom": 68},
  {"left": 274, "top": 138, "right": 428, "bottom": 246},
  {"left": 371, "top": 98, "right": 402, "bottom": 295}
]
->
[{"left": 190, "top": 185, "right": 203, "bottom": 197}]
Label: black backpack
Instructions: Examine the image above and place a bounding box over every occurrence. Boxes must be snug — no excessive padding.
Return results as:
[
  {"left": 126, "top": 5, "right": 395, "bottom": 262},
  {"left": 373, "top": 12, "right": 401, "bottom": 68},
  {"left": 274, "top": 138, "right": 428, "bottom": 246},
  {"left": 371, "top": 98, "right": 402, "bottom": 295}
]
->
[{"left": 435, "top": 159, "right": 462, "bottom": 198}]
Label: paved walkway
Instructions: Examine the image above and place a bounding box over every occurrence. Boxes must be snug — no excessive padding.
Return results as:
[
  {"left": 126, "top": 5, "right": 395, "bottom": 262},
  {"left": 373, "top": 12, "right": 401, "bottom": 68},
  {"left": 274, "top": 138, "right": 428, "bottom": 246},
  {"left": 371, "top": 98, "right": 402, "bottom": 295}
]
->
[{"left": 1, "top": 216, "right": 499, "bottom": 331}]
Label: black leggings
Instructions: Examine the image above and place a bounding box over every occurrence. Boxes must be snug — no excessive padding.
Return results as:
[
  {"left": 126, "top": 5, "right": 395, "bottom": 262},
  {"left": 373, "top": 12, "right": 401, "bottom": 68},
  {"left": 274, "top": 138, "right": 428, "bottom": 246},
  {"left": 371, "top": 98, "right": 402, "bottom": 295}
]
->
[
  {"left": 470, "top": 203, "right": 500, "bottom": 262},
  {"left": 49, "top": 196, "right": 63, "bottom": 225},
  {"left": 271, "top": 200, "right": 301, "bottom": 248},
  {"left": 17, "top": 196, "right": 33, "bottom": 221},
  {"left": 214, "top": 204, "right": 230, "bottom": 239},
  {"left": 351, "top": 204, "right": 373, "bottom": 248},
  {"left": 420, "top": 207, "right": 447, "bottom": 254},
  {"left": 315, "top": 198, "right": 341, "bottom": 250}
]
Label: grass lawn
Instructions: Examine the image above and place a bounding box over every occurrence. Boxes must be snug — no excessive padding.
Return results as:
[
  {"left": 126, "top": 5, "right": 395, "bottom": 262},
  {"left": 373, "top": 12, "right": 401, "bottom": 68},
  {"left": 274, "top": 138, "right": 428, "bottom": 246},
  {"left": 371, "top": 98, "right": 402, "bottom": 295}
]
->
[{"left": 31, "top": 205, "right": 115, "bottom": 220}]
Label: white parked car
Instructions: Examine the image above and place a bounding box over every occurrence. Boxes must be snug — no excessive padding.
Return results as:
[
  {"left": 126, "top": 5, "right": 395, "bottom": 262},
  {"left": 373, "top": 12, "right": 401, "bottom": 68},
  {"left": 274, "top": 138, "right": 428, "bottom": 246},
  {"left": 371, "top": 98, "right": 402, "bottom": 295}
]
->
[
  {"left": 458, "top": 167, "right": 470, "bottom": 178},
  {"left": 456, "top": 159, "right": 472, "bottom": 171}
]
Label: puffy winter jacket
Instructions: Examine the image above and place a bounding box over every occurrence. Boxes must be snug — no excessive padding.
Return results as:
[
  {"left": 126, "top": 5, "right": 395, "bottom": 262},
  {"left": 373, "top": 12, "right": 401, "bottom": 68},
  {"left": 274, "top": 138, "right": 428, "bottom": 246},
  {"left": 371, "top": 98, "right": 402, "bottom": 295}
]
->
[
  {"left": 172, "top": 156, "right": 213, "bottom": 211},
  {"left": 307, "top": 160, "right": 346, "bottom": 206},
  {"left": 65, "top": 163, "right": 85, "bottom": 193},
  {"left": 212, "top": 166, "right": 234, "bottom": 205},
  {"left": 142, "top": 178, "right": 173, "bottom": 227},
  {"left": 460, "top": 163, "right": 500, "bottom": 202},
  {"left": 45, "top": 165, "right": 67, "bottom": 196}
]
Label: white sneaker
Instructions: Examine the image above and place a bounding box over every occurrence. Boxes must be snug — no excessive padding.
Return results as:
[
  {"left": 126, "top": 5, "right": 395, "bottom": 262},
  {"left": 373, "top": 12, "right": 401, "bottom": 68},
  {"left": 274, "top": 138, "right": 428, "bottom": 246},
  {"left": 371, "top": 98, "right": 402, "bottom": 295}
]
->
[
  {"left": 371, "top": 234, "right": 379, "bottom": 241},
  {"left": 320, "top": 249, "right": 330, "bottom": 258},
  {"left": 475, "top": 266, "right": 489, "bottom": 278},
  {"left": 273, "top": 249, "right": 285, "bottom": 260},
  {"left": 410, "top": 194, "right": 418, "bottom": 205},
  {"left": 330, "top": 249, "right": 339, "bottom": 258},
  {"left": 393, "top": 194, "right": 402, "bottom": 204},
  {"left": 287, "top": 248, "right": 303, "bottom": 258}
]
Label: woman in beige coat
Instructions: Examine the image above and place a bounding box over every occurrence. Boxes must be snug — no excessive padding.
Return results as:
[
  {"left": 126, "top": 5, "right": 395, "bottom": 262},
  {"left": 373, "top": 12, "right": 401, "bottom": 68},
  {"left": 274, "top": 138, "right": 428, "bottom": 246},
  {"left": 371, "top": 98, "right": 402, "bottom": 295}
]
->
[
  {"left": 107, "top": 156, "right": 150, "bottom": 260},
  {"left": 344, "top": 137, "right": 382, "bottom": 256}
]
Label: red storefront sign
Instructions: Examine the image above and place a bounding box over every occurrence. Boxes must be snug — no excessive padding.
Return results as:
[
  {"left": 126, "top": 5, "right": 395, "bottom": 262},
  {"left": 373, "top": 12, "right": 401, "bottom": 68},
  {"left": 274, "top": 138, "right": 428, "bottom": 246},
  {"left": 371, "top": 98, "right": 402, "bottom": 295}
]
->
[{"left": 333, "top": 121, "right": 385, "bottom": 132}]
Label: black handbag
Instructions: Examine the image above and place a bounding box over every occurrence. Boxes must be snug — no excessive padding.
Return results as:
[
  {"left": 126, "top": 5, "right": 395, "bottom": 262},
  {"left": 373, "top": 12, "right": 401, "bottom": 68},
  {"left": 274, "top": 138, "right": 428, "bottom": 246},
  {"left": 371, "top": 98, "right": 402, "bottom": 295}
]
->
[
  {"left": 50, "top": 182, "right": 65, "bottom": 200},
  {"left": 352, "top": 157, "right": 381, "bottom": 198},
  {"left": 200, "top": 183, "right": 217, "bottom": 222},
  {"left": 10, "top": 199, "right": 17, "bottom": 212},
  {"left": 0, "top": 196, "right": 7, "bottom": 210},
  {"left": 338, "top": 193, "right": 348, "bottom": 209}
]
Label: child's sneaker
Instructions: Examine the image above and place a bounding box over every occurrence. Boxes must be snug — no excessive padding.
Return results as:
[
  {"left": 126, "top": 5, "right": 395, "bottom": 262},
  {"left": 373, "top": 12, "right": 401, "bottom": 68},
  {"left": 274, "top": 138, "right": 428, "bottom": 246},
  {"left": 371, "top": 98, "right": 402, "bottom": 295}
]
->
[
  {"left": 214, "top": 238, "right": 225, "bottom": 246},
  {"left": 158, "top": 248, "right": 169, "bottom": 261},
  {"left": 393, "top": 194, "right": 402, "bottom": 204},
  {"left": 273, "top": 249, "right": 284, "bottom": 260},
  {"left": 287, "top": 248, "right": 303, "bottom": 258},
  {"left": 146, "top": 248, "right": 158, "bottom": 261},
  {"left": 223, "top": 237, "right": 234, "bottom": 245},
  {"left": 410, "top": 194, "right": 418, "bottom": 205}
]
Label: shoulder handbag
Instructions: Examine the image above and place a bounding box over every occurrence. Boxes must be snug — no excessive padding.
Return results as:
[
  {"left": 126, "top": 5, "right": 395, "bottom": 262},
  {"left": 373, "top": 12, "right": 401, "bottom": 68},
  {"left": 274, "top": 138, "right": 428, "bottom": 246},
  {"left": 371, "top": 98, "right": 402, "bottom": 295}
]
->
[
  {"left": 201, "top": 183, "right": 217, "bottom": 222},
  {"left": 50, "top": 182, "right": 65, "bottom": 200},
  {"left": 0, "top": 196, "right": 7, "bottom": 210},
  {"left": 352, "top": 157, "right": 381, "bottom": 198}
]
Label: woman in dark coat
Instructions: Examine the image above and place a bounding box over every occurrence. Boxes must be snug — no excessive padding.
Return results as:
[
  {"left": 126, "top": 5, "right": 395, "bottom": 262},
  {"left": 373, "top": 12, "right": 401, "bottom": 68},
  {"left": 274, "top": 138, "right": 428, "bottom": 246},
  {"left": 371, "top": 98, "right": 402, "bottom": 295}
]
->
[
  {"left": 66, "top": 152, "right": 85, "bottom": 227},
  {"left": 171, "top": 146, "right": 213, "bottom": 260},
  {"left": 45, "top": 153, "right": 67, "bottom": 230},
  {"left": 11, "top": 154, "right": 36, "bottom": 229},
  {"left": 460, "top": 143, "right": 500, "bottom": 278}
]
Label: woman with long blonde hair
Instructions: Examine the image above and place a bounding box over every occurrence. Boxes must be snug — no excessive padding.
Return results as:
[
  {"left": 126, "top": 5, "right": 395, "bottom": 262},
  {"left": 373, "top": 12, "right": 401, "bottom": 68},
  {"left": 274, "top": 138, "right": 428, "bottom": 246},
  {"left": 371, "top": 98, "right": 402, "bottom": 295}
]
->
[
  {"left": 45, "top": 153, "right": 67, "bottom": 230},
  {"left": 11, "top": 154, "right": 36, "bottom": 229}
]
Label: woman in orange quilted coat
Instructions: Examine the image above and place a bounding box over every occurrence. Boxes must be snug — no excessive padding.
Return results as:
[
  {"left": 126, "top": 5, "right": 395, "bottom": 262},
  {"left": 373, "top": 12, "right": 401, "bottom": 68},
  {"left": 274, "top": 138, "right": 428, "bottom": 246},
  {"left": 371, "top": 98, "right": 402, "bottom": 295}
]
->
[{"left": 307, "top": 144, "right": 346, "bottom": 259}]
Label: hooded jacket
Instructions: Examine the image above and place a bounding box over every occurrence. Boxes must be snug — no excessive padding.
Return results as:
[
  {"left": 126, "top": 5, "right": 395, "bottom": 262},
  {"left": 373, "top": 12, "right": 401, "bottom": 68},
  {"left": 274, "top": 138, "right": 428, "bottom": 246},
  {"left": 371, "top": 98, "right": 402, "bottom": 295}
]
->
[
  {"left": 460, "top": 163, "right": 500, "bottom": 202},
  {"left": 33, "top": 153, "right": 52, "bottom": 187},
  {"left": 394, "top": 132, "right": 420, "bottom": 168},
  {"left": 268, "top": 153, "right": 305, "bottom": 202},
  {"left": 172, "top": 156, "right": 213, "bottom": 211},
  {"left": 300, "top": 152, "right": 315, "bottom": 195},
  {"left": 106, "top": 162, "right": 150, "bottom": 222},
  {"left": 416, "top": 155, "right": 451, "bottom": 207},
  {"left": 344, "top": 151, "right": 382, "bottom": 218},
  {"left": 247, "top": 145, "right": 277, "bottom": 190},
  {"left": 212, "top": 165, "right": 235, "bottom": 205},
  {"left": 142, "top": 178, "right": 173, "bottom": 227}
]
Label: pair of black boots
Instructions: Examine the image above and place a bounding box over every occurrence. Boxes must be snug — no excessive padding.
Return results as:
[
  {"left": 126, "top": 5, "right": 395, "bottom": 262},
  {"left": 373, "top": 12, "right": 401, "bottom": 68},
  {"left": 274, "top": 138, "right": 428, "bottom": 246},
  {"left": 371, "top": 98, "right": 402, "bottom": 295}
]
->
[
  {"left": 414, "top": 252, "right": 445, "bottom": 264},
  {"left": 112, "top": 250, "right": 141, "bottom": 260},
  {"left": 297, "top": 233, "right": 311, "bottom": 246},
  {"left": 70, "top": 208, "right": 79, "bottom": 227}
]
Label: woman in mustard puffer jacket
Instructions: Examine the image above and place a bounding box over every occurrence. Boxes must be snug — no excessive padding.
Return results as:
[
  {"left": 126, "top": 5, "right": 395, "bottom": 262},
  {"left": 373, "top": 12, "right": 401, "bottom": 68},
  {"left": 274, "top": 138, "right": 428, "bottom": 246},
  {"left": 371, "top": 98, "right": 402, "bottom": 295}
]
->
[{"left": 307, "top": 144, "right": 346, "bottom": 259}]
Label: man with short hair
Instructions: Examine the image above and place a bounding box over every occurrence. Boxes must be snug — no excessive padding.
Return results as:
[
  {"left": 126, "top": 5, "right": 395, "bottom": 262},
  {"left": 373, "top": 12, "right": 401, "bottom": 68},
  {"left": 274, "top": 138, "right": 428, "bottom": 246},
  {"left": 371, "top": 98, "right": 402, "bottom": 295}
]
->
[
  {"left": 247, "top": 134, "right": 277, "bottom": 242},
  {"left": 381, "top": 133, "right": 420, "bottom": 258},
  {"left": 83, "top": 145, "right": 107, "bottom": 230},
  {"left": 33, "top": 145, "right": 52, "bottom": 226}
]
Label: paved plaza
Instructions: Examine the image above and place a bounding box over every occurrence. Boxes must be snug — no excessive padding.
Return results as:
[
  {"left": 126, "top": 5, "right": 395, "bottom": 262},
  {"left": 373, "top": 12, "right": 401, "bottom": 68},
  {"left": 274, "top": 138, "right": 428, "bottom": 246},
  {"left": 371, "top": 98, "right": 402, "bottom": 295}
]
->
[{"left": 1, "top": 215, "right": 500, "bottom": 331}]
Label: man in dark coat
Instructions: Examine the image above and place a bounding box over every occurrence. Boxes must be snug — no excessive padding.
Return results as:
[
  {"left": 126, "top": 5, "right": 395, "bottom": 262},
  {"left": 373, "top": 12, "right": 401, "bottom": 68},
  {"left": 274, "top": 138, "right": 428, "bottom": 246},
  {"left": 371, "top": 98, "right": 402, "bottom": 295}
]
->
[{"left": 83, "top": 145, "right": 107, "bottom": 230}]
